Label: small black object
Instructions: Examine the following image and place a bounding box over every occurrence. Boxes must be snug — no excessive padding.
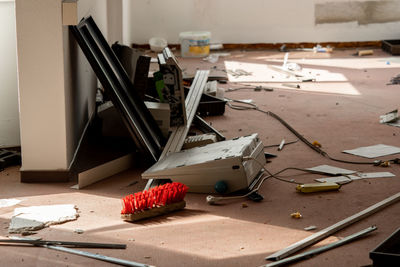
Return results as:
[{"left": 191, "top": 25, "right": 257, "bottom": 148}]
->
[
  {"left": 247, "top": 191, "right": 264, "bottom": 202},
  {"left": 0, "top": 149, "right": 21, "bottom": 170},
  {"left": 218, "top": 80, "right": 227, "bottom": 84},
  {"left": 264, "top": 152, "right": 277, "bottom": 159},
  {"left": 370, "top": 227, "right": 400, "bottom": 267}
]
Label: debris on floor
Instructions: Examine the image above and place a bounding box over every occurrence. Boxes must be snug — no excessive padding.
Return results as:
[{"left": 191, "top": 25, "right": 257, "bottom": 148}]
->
[
  {"left": 353, "top": 49, "right": 374, "bottom": 56},
  {"left": 290, "top": 212, "right": 302, "bottom": 219},
  {"left": 74, "top": 229, "right": 84, "bottom": 234},
  {"left": 0, "top": 149, "right": 21, "bottom": 170},
  {"left": 387, "top": 74, "right": 400, "bottom": 85},
  {"left": 265, "top": 226, "right": 376, "bottom": 267},
  {"left": 304, "top": 225, "right": 317, "bottom": 231},
  {"left": 343, "top": 144, "right": 400, "bottom": 158},
  {"left": 0, "top": 199, "right": 21, "bottom": 208},
  {"left": 380, "top": 109, "right": 400, "bottom": 127},
  {"left": 227, "top": 68, "right": 253, "bottom": 77},
  {"left": 266, "top": 193, "right": 400, "bottom": 261},
  {"left": 8, "top": 204, "right": 78, "bottom": 234},
  {"left": 315, "top": 172, "right": 396, "bottom": 184}
]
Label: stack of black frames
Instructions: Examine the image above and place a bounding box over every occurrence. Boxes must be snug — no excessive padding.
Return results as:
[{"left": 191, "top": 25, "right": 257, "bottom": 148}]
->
[{"left": 70, "top": 16, "right": 165, "bottom": 162}]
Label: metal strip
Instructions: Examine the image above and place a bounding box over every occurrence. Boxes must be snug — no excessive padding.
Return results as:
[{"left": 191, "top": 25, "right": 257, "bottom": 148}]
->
[
  {"left": 46, "top": 245, "right": 152, "bottom": 267},
  {"left": 264, "top": 226, "right": 377, "bottom": 267},
  {"left": 266, "top": 192, "right": 400, "bottom": 261}
]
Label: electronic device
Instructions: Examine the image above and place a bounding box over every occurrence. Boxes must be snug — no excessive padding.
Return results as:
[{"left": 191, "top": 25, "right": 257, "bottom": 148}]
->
[{"left": 142, "top": 134, "right": 266, "bottom": 193}]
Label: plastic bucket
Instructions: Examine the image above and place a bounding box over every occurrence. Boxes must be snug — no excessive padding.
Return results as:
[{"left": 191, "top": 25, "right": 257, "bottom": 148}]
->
[{"left": 179, "top": 31, "right": 210, "bottom": 58}]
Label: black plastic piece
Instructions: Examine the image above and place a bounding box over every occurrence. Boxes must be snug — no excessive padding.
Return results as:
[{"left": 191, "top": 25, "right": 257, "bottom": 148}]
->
[
  {"left": 197, "top": 93, "right": 227, "bottom": 117},
  {"left": 370, "top": 228, "right": 400, "bottom": 267},
  {"left": 70, "top": 16, "right": 165, "bottom": 162},
  {"left": 247, "top": 191, "right": 264, "bottom": 202},
  {"left": 0, "top": 149, "right": 21, "bottom": 170},
  {"left": 265, "top": 152, "right": 277, "bottom": 159}
]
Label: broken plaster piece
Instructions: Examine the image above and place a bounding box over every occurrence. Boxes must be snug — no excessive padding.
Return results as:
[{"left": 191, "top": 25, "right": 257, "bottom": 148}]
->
[
  {"left": 343, "top": 144, "right": 400, "bottom": 159},
  {"left": 8, "top": 204, "right": 78, "bottom": 233}
]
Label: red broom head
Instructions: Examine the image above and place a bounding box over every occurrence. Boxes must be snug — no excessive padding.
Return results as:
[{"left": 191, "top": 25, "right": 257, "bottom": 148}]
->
[{"left": 121, "top": 182, "right": 189, "bottom": 214}]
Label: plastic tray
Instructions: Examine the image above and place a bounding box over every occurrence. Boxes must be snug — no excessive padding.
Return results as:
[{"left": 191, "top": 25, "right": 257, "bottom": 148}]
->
[
  {"left": 382, "top": 40, "right": 400, "bottom": 55},
  {"left": 197, "top": 93, "right": 227, "bottom": 117},
  {"left": 370, "top": 228, "right": 400, "bottom": 267}
]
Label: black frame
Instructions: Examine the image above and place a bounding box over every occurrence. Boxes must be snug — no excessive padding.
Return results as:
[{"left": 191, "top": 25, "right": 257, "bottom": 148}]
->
[{"left": 70, "top": 16, "right": 165, "bottom": 161}]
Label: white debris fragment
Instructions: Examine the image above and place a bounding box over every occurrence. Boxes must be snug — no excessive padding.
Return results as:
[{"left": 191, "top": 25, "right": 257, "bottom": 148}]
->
[
  {"left": 74, "top": 229, "right": 84, "bottom": 234},
  {"left": 0, "top": 199, "right": 22, "bottom": 208},
  {"left": 304, "top": 225, "right": 317, "bottom": 231},
  {"left": 9, "top": 204, "right": 78, "bottom": 233}
]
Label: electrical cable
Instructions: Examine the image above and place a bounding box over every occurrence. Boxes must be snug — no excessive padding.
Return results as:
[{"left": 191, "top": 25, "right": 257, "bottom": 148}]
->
[
  {"left": 206, "top": 157, "right": 355, "bottom": 204},
  {"left": 224, "top": 97, "right": 382, "bottom": 165}
]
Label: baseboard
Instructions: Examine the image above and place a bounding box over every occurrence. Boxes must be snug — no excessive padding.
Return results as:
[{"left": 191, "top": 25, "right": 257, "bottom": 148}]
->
[
  {"left": 131, "top": 41, "right": 382, "bottom": 51},
  {"left": 73, "top": 153, "right": 134, "bottom": 189},
  {"left": 20, "top": 169, "right": 75, "bottom": 183}
]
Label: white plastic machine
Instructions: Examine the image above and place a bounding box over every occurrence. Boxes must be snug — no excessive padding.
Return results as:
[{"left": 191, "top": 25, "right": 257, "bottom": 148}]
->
[{"left": 142, "top": 134, "right": 266, "bottom": 193}]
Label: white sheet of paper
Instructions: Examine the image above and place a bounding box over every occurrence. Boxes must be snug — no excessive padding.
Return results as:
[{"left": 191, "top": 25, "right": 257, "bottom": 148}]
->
[
  {"left": 343, "top": 144, "right": 400, "bottom": 158},
  {"left": 307, "top": 165, "right": 356, "bottom": 175},
  {"left": 357, "top": 172, "right": 396, "bottom": 179},
  {"left": 316, "top": 172, "right": 396, "bottom": 184},
  {"left": 315, "top": 176, "right": 353, "bottom": 184}
]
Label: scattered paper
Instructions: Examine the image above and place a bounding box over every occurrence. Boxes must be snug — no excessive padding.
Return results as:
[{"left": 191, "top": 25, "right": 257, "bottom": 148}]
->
[
  {"left": 356, "top": 172, "right": 396, "bottom": 179},
  {"left": 316, "top": 172, "right": 396, "bottom": 184},
  {"left": 304, "top": 225, "right": 317, "bottom": 231},
  {"left": 315, "top": 176, "right": 355, "bottom": 184},
  {"left": 224, "top": 60, "right": 347, "bottom": 83},
  {"left": 307, "top": 165, "right": 356, "bottom": 175},
  {"left": 9, "top": 204, "right": 78, "bottom": 233},
  {"left": 343, "top": 144, "right": 400, "bottom": 158},
  {"left": 0, "top": 199, "right": 21, "bottom": 208}
]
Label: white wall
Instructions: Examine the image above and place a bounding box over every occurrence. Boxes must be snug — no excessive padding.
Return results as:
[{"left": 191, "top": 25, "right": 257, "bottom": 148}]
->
[
  {"left": 0, "top": 0, "right": 19, "bottom": 148},
  {"left": 122, "top": 0, "right": 400, "bottom": 45}
]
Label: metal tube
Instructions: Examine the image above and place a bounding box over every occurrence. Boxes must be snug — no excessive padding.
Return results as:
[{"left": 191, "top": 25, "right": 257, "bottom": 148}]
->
[
  {"left": 263, "top": 225, "right": 377, "bottom": 267},
  {"left": 45, "top": 245, "right": 154, "bottom": 267}
]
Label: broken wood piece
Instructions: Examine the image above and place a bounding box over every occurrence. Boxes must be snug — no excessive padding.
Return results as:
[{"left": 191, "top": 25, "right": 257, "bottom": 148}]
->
[
  {"left": 265, "top": 192, "right": 400, "bottom": 261},
  {"left": 264, "top": 226, "right": 377, "bottom": 267},
  {"left": 121, "top": 201, "right": 186, "bottom": 222},
  {"left": 357, "top": 50, "right": 374, "bottom": 56}
]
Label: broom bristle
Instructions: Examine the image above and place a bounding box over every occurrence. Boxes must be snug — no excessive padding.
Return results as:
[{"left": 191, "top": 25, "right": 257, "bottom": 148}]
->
[{"left": 121, "top": 182, "right": 188, "bottom": 214}]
